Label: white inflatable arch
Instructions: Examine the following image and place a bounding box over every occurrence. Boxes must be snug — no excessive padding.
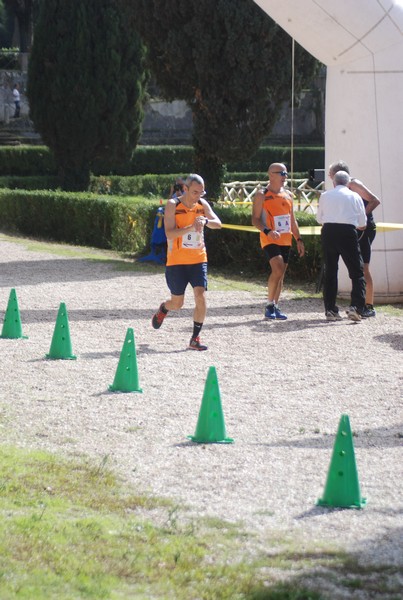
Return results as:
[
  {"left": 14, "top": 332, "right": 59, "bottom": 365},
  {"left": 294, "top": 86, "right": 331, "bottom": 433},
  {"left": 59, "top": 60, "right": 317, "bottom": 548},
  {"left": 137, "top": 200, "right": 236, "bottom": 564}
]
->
[{"left": 254, "top": 0, "right": 403, "bottom": 302}]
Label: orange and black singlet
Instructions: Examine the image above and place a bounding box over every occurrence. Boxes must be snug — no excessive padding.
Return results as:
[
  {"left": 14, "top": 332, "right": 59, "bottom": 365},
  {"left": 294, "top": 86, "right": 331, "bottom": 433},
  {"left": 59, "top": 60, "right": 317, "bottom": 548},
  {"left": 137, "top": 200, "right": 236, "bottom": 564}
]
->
[
  {"left": 259, "top": 189, "right": 294, "bottom": 248},
  {"left": 166, "top": 199, "right": 208, "bottom": 266}
]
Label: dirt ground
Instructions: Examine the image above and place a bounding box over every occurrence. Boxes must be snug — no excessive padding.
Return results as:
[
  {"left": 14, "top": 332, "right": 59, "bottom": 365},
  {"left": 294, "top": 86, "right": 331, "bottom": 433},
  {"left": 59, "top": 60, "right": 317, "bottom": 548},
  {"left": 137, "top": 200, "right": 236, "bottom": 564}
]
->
[{"left": 0, "top": 233, "right": 402, "bottom": 598}]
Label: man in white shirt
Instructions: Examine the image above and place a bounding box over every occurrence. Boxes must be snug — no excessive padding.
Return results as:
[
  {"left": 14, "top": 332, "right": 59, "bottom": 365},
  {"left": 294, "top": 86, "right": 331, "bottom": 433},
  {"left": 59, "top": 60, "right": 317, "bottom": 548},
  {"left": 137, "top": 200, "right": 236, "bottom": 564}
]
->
[
  {"left": 316, "top": 170, "right": 367, "bottom": 322},
  {"left": 12, "top": 83, "right": 20, "bottom": 118}
]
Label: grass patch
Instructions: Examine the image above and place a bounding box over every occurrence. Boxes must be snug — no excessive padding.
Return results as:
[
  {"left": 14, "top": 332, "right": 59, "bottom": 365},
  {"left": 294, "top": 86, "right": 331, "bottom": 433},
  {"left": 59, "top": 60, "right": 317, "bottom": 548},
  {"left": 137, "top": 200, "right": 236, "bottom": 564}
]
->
[
  {"left": 0, "top": 446, "right": 331, "bottom": 600},
  {"left": 1, "top": 447, "right": 401, "bottom": 599}
]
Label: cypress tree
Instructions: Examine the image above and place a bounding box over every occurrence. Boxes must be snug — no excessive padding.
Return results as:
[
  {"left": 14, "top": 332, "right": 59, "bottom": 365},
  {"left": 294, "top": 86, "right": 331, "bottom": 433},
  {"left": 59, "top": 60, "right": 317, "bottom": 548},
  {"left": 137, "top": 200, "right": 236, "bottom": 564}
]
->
[
  {"left": 27, "top": 0, "right": 148, "bottom": 190},
  {"left": 129, "top": 0, "right": 320, "bottom": 197}
]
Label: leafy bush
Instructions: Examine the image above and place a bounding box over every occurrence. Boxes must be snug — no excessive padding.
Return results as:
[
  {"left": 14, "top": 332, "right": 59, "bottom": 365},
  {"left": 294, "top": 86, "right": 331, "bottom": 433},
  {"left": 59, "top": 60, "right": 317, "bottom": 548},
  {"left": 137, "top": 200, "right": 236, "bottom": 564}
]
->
[
  {"left": 0, "top": 145, "right": 324, "bottom": 178},
  {"left": 0, "top": 146, "right": 56, "bottom": 176},
  {"left": 0, "top": 48, "right": 20, "bottom": 69},
  {"left": 0, "top": 175, "right": 60, "bottom": 190},
  {"left": 0, "top": 189, "right": 158, "bottom": 253}
]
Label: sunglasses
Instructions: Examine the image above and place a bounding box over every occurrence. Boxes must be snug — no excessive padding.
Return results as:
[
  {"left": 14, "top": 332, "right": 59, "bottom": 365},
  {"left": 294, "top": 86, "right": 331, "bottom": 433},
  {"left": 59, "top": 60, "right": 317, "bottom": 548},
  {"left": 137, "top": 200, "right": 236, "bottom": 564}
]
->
[{"left": 272, "top": 171, "right": 288, "bottom": 176}]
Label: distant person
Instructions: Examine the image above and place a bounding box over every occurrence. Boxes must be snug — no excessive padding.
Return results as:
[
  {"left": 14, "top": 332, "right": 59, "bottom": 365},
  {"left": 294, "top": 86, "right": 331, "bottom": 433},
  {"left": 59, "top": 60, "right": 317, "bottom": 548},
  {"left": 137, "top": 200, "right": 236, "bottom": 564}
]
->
[
  {"left": 151, "top": 174, "right": 221, "bottom": 351},
  {"left": 317, "top": 170, "right": 367, "bottom": 322},
  {"left": 328, "top": 160, "right": 380, "bottom": 317},
  {"left": 252, "top": 162, "right": 304, "bottom": 320},
  {"left": 12, "top": 83, "right": 20, "bottom": 118},
  {"left": 170, "top": 177, "right": 185, "bottom": 199}
]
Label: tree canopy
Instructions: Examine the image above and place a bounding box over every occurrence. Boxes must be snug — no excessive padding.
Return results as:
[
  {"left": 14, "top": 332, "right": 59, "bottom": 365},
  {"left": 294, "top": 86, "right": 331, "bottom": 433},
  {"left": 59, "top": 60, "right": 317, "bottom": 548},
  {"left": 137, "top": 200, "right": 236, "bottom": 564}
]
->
[
  {"left": 127, "top": 0, "right": 320, "bottom": 197},
  {"left": 3, "top": 0, "right": 37, "bottom": 51},
  {"left": 27, "top": 0, "right": 148, "bottom": 190}
]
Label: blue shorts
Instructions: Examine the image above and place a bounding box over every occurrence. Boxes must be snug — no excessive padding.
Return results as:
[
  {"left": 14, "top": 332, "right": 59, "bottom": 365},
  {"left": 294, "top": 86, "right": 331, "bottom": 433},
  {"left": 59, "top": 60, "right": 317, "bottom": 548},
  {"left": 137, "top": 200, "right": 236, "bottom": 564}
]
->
[
  {"left": 165, "top": 262, "right": 208, "bottom": 296},
  {"left": 263, "top": 244, "right": 291, "bottom": 264}
]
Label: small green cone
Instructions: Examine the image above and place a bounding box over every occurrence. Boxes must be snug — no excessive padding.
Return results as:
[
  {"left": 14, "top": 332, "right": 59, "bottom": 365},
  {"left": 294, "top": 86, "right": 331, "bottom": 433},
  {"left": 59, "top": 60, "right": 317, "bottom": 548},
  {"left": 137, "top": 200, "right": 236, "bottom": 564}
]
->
[
  {"left": 188, "top": 366, "right": 233, "bottom": 444},
  {"left": 0, "top": 288, "right": 28, "bottom": 339},
  {"left": 317, "top": 414, "right": 366, "bottom": 509},
  {"left": 109, "top": 327, "right": 142, "bottom": 393},
  {"left": 45, "top": 302, "right": 76, "bottom": 360}
]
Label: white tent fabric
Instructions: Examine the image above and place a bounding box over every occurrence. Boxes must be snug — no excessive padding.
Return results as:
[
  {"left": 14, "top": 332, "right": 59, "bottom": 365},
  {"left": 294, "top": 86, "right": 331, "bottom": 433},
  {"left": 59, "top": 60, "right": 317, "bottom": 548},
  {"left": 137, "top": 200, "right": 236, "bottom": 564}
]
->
[{"left": 254, "top": 0, "right": 403, "bottom": 302}]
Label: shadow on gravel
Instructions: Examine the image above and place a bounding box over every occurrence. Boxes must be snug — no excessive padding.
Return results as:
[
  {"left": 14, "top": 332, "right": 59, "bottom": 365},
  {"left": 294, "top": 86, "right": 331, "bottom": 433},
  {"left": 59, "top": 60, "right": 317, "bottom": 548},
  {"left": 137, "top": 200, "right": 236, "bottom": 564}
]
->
[
  {"left": 374, "top": 333, "right": 403, "bottom": 351},
  {"left": 0, "top": 259, "right": 147, "bottom": 286},
  {"left": 260, "top": 423, "right": 403, "bottom": 449},
  {"left": 245, "top": 529, "right": 403, "bottom": 599},
  {"left": 2, "top": 308, "right": 156, "bottom": 324}
]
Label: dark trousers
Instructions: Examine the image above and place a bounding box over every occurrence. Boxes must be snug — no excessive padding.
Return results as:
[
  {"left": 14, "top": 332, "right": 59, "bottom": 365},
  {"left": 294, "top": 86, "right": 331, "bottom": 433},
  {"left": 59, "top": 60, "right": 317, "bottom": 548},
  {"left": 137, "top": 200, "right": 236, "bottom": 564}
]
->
[{"left": 321, "top": 223, "right": 366, "bottom": 312}]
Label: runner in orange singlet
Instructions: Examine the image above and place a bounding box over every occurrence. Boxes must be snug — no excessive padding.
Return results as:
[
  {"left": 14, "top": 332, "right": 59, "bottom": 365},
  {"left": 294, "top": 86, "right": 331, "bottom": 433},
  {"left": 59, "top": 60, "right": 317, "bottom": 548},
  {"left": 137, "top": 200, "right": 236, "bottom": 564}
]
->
[
  {"left": 252, "top": 163, "right": 305, "bottom": 320},
  {"left": 151, "top": 174, "right": 222, "bottom": 351}
]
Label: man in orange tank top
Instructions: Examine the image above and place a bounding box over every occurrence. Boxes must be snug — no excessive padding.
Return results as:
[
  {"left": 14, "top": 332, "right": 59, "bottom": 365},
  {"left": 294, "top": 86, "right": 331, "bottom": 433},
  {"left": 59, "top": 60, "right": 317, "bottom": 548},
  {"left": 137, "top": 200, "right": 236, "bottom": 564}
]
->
[
  {"left": 151, "top": 174, "right": 222, "bottom": 350},
  {"left": 252, "top": 163, "right": 305, "bottom": 320}
]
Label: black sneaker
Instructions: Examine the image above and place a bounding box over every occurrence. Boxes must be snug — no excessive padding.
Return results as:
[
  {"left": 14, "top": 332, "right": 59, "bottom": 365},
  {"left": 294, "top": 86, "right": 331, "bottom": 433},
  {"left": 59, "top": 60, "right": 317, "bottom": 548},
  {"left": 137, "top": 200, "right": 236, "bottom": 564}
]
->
[
  {"left": 152, "top": 304, "right": 167, "bottom": 329},
  {"left": 188, "top": 336, "right": 207, "bottom": 351},
  {"left": 274, "top": 305, "right": 288, "bottom": 320},
  {"left": 264, "top": 303, "right": 276, "bottom": 319},
  {"left": 364, "top": 304, "right": 376, "bottom": 317}
]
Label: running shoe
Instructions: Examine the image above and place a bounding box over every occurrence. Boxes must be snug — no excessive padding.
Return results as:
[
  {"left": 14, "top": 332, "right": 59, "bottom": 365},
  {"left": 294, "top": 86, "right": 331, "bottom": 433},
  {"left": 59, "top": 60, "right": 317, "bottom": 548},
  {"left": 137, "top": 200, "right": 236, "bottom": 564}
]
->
[
  {"left": 265, "top": 303, "right": 276, "bottom": 319},
  {"left": 346, "top": 306, "right": 361, "bottom": 322},
  {"left": 364, "top": 304, "right": 376, "bottom": 317},
  {"left": 274, "top": 306, "right": 288, "bottom": 320},
  {"left": 152, "top": 304, "right": 167, "bottom": 329},
  {"left": 188, "top": 336, "right": 207, "bottom": 351},
  {"left": 326, "top": 310, "right": 343, "bottom": 321}
]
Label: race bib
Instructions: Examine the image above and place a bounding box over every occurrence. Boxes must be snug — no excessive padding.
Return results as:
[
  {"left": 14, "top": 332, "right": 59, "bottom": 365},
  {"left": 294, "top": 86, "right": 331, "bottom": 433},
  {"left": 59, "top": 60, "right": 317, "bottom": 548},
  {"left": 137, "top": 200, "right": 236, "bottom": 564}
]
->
[
  {"left": 274, "top": 213, "right": 291, "bottom": 233},
  {"left": 182, "top": 231, "right": 202, "bottom": 249}
]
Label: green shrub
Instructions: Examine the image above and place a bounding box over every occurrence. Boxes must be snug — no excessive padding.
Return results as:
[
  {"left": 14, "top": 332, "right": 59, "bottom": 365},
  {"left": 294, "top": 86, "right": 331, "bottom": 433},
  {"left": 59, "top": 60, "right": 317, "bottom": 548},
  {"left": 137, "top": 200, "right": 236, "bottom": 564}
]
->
[
  {"left": 88, "top": 173, "right": 180, "bottom": 199},
  {"left": 0, "top": 48, "right": 20, "bottom": 69},
  {"left": 0, "top": 175, "right": 60, "bottom": 190},
  {"left": 0, "top": 146, "right": 56, "bottom": 176},
  {"left": 0, "top": 145, "right": 324, "bottom": 178},
  {"left": 0, "top": 172, "right": 312, "bottom": 199},
  {"left": 227, "top": 146, "right": 324, "bottom": 172},
  {"left": 0, "top": 189, "right": 159, "bottom": 253}
]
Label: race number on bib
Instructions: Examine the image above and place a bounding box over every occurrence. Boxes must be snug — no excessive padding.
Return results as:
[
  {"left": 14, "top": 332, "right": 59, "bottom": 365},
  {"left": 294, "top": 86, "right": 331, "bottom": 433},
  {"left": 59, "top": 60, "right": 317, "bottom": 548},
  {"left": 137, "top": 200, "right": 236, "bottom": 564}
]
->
[
  {"left": 274, "top": 213, "right": 291, "bottom": 233},
  {"left": 182, "top": 231, "right": 202, "bottom": 249}
]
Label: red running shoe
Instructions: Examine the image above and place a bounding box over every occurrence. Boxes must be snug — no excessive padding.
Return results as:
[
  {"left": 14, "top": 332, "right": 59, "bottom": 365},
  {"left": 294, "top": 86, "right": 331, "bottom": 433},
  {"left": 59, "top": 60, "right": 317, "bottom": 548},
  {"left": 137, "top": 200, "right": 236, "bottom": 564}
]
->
[
  {"left": 188, "top": 336, "right": 207, "bottom": 351},
  {"left": 152, "top": 304, "right": 167, "bottom": 329}
]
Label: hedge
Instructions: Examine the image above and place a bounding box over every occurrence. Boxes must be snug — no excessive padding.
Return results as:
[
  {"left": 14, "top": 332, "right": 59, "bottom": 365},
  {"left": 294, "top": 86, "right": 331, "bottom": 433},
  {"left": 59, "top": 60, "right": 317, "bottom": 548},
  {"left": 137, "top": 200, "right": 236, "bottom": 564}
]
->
[
  {"left": 0, "top": 171, "right": 311, "bottom": 199},
  {"left": 0, "top": 188, "right": 321, "bottom": 281},
  {"left": 0, "top": 189, "right": 157, "bottom": 254},
  {"left": 0, "top": 145, "right": 324, "bottom": 177}
]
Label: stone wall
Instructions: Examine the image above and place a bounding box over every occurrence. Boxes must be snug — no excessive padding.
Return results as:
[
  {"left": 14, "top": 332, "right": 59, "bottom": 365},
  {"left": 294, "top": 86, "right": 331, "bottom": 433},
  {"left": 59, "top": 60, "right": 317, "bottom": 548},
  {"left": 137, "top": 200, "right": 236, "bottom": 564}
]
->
[{"left": 0, "top": 69, "right": 325, "bottom": 146}]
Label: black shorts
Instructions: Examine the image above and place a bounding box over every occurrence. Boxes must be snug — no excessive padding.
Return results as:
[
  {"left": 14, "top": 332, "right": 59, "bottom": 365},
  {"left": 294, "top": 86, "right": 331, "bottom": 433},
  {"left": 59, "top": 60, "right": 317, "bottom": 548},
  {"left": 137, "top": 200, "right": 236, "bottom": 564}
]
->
[
  {"left": 359, "top": 227, "right": 376, "bottom": 264},
  {"left": 165, "top": 262, "right": 208, "bottom": 296},
  {"left": 263, "top": 244, "right": 291, "bottom": 264}
]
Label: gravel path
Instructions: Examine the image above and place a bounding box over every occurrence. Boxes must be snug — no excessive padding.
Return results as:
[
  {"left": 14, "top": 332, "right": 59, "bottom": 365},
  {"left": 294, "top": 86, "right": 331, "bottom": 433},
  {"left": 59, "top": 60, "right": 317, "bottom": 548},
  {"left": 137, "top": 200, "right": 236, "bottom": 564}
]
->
[{"left": 0, "top": 233, "right": 402, "bottom": 594}]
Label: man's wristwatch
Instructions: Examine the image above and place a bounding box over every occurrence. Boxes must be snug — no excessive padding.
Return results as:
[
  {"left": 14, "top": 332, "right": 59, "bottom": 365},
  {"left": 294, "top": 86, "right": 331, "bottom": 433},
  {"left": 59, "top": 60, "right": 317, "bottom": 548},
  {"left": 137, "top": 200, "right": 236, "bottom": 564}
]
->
[{"left": 263, "top": 228, "right": 271, "bottom": 236}]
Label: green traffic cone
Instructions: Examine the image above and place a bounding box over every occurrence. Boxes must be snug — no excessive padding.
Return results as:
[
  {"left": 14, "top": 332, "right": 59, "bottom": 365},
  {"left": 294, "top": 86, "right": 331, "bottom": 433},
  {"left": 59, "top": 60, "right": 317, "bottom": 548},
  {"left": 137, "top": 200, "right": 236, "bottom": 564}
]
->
[
  {"left": 0, "top": 288, "right": 28, "bottom": 339},
  {"left": 109, "top": 327, "right": 142, "bottom": 393},
  {"left": 188, "top": 366, "right": 233, "bottom": 444},
  {"left": 45, "top": 302, "right": 76, "bottom": 360},
  {"left": 317, "top": 414, "right": 366, "bottom": 509}
]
